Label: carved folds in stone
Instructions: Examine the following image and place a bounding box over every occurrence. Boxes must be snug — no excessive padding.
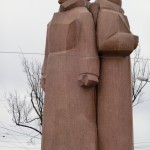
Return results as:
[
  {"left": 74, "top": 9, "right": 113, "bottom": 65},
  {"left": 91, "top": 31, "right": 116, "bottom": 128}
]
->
[{"left": 96, "top": 0, "right": 138, "bottom": 56}]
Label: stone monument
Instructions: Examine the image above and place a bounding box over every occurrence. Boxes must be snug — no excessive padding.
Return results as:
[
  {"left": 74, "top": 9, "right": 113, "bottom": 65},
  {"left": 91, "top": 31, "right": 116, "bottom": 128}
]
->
[
  {"left": 41, "top": 0, "right": 138, "bottom": 150},
  {"left": 93, "top": 0, "right": 138, "bottom": 150},
  {"left": 41, "top": 0, "right": 99, "bottom": 150}
]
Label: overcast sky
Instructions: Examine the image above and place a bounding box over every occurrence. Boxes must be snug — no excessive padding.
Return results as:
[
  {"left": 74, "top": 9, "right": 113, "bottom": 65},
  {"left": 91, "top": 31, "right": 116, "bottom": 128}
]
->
[{"left": 0, "top": 0, "right": 150, "bottom": 150}]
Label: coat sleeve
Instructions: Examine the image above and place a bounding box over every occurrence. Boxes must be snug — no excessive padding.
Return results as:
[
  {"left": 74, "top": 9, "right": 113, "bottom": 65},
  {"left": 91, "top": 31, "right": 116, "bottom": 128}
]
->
[{"left": 78, "top": 10, "right": 100, "bottom": 77}]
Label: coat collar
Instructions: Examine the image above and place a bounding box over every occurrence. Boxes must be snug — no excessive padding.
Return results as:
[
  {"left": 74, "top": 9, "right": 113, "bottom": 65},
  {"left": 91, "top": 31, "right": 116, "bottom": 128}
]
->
[{"left": 60, "top": 0, "right": 85, "bottom": 11}]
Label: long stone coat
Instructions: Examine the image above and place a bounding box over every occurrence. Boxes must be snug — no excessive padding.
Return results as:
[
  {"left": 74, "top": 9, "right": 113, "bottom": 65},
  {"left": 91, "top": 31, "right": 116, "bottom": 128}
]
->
[
  {"left": 41, "top": 6, "right": 99, "bottom": 150},
  {"left": 94, "top": 0, "right": 138, "bottom": 150}
]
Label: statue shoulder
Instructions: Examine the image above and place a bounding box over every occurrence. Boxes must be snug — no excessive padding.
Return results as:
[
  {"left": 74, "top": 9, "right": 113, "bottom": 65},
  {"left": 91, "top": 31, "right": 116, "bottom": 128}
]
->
[
  {"left": 74, "top": 7, "right": 94, "bottom": 18},
  {"left": 72, "top": 7, "right": 91, "bottom": 14}
]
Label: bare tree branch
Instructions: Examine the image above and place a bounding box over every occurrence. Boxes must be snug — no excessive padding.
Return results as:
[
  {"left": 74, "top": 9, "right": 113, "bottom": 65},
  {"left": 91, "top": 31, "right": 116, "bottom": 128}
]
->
[
  {"left": 131, "top": 48, "right": 150, "bottom": 105},
  {"left": 7, "top": 57, "right": 44, "bottom": 138}
]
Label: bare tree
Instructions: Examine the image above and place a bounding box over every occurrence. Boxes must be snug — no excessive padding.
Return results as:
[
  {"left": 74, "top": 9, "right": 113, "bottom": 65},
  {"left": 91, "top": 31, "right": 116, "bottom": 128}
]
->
[
  {"left": 7, "top": 57, "right": 44, "bottom": 136},
  {"left": 131, "top": 48, "right": 150, "bottom": 106}
]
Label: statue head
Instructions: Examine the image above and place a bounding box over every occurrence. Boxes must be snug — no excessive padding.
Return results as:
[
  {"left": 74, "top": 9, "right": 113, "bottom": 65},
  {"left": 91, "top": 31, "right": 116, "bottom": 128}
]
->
[
  {"left": 58, "top": 0, "right": 67, "bottom": 4},
  {"left": 58, "top": 0, "right": 86, "bottom": 10},
  {"left": 95, "top": 0, "right": 122, "bottom": 6},
  {"left": 107, "top": 0, "right": 122, "bottom": 6}
]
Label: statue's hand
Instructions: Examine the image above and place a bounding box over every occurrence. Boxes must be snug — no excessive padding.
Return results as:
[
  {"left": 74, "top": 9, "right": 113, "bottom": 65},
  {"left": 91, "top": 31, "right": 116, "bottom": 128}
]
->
[
  {"left": 78, "top": 74, "right": 99, "bottom": 87},
  {"left": 40, "top": 76, "right": 46, "bottom": 91}
]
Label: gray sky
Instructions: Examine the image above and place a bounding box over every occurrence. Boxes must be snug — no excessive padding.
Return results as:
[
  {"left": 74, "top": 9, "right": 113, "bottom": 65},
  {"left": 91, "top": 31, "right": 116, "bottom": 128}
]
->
[{"left": 0, "top": 0, "right": 150, "bottom": 150}]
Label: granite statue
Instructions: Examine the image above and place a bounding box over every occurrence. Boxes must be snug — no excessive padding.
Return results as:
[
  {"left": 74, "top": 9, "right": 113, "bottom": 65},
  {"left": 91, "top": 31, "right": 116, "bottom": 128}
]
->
[
  {"left": 41, "top": 0, "right": 138, "bottom": 150},
  {"left": 41, "top": 0, "right": 99, "bottom": 150}
]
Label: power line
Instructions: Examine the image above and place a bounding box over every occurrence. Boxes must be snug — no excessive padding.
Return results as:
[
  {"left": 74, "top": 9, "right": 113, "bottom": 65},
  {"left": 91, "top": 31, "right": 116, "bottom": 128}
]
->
[
  {"left": 0, "top": 126, "right": 40, "bottom": 139},
  {"left": 0, "top": 146, "right": 40, "bottom": 149},
  {"left": 135, "top": 142, "right": 150, "bottom": 144},
  {"left": 0, "top": 132, "right": 40, "bottom": 139},
  {"left": 0, "top": 51, "right": 44, "bottom": 55},
  {"left": 0, "top": 121, "right": 30, "bottom": 150},
  {"left": 0, "top": 51, "right": 150, "bottom": 61},
  {"left": 0, "top": 140, "right": 40, "bottom": 144}
]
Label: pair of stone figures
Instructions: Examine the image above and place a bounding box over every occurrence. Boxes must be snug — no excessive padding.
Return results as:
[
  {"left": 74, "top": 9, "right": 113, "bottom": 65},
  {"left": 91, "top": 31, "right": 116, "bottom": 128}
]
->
[{"left": 41, "top": 0, "right": 138, "bottom": 150}]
